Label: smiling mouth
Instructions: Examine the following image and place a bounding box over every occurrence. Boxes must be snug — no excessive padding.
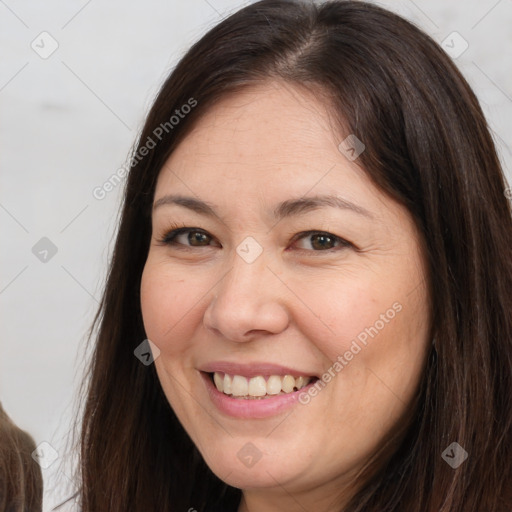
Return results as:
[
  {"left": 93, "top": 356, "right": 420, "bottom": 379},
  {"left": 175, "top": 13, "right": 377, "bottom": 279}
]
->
[{"left": 208, "top": 371, "right": 318, "bottom": 399}]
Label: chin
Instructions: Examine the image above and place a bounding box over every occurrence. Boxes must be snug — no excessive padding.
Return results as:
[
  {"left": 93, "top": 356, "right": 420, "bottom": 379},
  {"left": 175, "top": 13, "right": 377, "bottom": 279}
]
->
[
  {"left": 210, "top": 460, "right": 290, "bottom": 489},
  {"left": 199, "top": 442, "right": 305, "bottom": 490}
]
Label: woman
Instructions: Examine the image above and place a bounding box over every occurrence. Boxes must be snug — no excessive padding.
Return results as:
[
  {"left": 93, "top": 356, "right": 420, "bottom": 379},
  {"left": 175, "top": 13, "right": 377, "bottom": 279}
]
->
[
  {"left": 72, "top": 0, "right": 512, "bottom": 510},
  {"left": 0, "top": 403, "right": 43, "bottom": 512}
]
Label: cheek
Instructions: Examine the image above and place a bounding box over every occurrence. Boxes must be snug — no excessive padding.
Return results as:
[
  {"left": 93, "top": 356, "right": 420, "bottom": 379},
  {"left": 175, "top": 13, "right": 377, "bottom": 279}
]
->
[
  {"left": 140, "top": 262, "right": 205, "bottom": 353},
  {"left": 292, "top": 270, "right": 429, "bottom": 405},
  {"left": 290, "top": 274, "right": 403, "bottom": 362}
]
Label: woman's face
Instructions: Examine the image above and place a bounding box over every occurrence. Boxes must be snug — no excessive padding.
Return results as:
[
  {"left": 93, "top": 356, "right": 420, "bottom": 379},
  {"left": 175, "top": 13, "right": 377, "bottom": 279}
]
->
[{"left": 140, "top": 81, "right": 431, "bottom": 510}]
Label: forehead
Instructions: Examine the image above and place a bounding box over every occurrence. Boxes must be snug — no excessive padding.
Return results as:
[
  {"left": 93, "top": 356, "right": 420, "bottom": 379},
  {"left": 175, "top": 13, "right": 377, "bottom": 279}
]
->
[
  {"left": 156, "top": 81, "right": 370, "bottom": 195},
  {"left": 180, "top": 83, "right": 337, "bottom": 156}
]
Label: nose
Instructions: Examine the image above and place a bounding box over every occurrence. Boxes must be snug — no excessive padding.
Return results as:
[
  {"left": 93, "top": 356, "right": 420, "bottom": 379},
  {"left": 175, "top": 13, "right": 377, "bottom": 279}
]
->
[{"left": 203, "top": 252, "right": 290, "bottom": 343}]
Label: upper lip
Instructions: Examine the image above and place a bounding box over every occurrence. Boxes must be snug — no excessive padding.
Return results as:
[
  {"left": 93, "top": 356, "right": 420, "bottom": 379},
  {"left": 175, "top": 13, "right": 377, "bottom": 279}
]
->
[{"left": 199, "top": 361, "right": 319, "bottom": 379}]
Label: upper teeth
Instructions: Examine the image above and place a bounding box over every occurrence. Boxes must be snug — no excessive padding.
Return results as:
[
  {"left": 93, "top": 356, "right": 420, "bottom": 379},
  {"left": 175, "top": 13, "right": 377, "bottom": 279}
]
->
[{"left": 213, "top": 372, "right": 311, "bottom": 397}]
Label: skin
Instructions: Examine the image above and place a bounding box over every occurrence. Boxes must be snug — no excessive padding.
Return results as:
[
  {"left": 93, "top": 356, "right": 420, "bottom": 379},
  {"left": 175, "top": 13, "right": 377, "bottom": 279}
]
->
[{"left": 140, "top": 81, "right": 431, "bottom": 512}]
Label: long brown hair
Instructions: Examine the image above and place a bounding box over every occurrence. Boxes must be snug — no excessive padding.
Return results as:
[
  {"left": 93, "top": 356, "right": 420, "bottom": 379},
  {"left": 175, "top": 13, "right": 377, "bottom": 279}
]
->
[
  {"left": 72, "top": 1, "right": 512, "bottom": 510},
  {"left": 0, "top": 403, "right": 43, "bottom": 512}
]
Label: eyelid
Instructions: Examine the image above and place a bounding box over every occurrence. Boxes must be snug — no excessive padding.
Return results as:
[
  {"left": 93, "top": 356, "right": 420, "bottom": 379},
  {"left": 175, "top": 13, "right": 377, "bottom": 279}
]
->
[
  {"left": 157, "top": 225, "right": 354, "bottom": 253},
  {"left": 158, "top": 225, "right": 219, "bottom": 247},
  {"left": 289, "top": 230, "right": 354, "bottom": 251}
]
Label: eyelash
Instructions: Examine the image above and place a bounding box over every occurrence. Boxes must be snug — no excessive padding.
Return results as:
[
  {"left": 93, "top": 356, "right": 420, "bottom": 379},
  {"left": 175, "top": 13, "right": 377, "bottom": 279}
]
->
[{"left": 156, "top": 222, "right": 354, "bottom": 253}]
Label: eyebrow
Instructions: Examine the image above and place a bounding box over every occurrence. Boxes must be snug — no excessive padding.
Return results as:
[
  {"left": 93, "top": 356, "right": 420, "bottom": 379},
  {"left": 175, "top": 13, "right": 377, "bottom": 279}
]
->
[{"left": 152, "top": 193, "right": 374, "bottom": 220}]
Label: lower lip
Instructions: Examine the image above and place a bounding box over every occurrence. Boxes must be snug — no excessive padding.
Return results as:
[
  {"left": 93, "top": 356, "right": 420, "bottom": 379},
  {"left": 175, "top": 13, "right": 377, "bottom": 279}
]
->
[{"left": 200, "top": 371, "right": 317, "bottom": 419}]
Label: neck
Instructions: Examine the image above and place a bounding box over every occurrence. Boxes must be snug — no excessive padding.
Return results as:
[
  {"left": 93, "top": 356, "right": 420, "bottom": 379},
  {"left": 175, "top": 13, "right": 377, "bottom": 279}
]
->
[{"left": 237, "top": 484, "right": 353, "bottom": 512}]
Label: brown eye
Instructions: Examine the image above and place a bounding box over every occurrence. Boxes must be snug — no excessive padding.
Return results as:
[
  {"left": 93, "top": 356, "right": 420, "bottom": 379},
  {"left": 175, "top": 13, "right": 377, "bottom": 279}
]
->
[
  {"left": 186, "top": 231, "right": 211, "bottom": 246},
  {"left": 294, "top": 231, "right": 351, "bottom": 251},
  {"left": 310, "top": 233, "right": 337, "bottom": 250},
  {"left": 161, "top": 228, "right": 219, "bottom": 248}
]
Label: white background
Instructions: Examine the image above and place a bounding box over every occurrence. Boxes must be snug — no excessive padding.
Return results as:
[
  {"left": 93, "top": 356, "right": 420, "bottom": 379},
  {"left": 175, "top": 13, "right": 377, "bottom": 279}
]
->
[{"left": 0, "top": 0, "right": 511, "bottom": 509}]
